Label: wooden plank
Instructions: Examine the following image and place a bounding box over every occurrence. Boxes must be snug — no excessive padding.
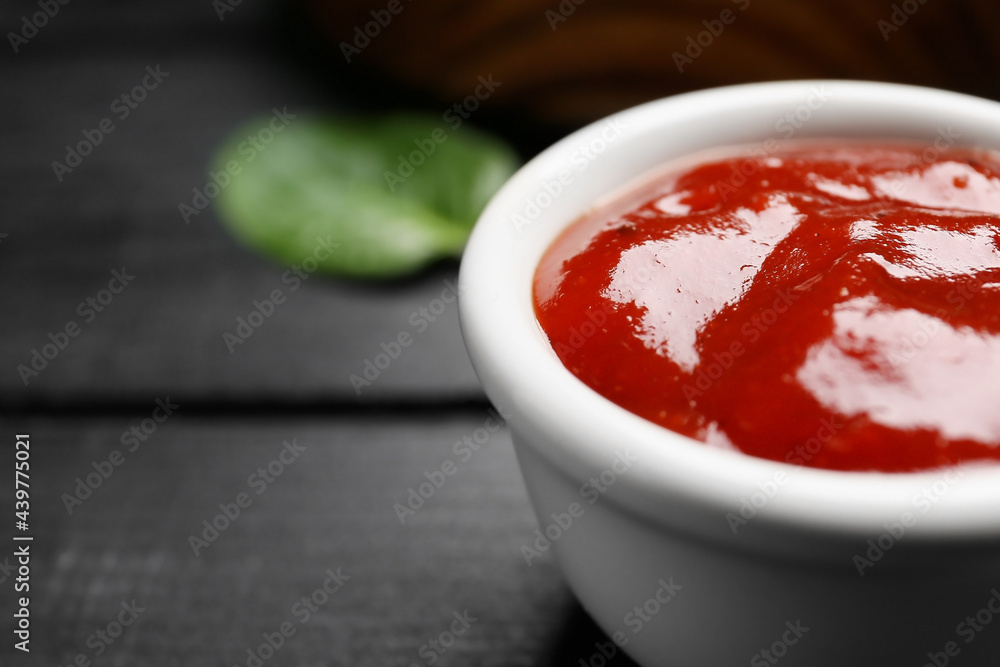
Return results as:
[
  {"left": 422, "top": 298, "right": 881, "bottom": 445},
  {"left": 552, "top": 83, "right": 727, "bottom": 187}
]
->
[
  {"left": 0, "top": 0, "right": 269, "bottom": 38},
  {"left": 4, "top": 416, "right": 640, "bottom": 665},
  {"left": 0, "top": 52, "right": 485, "bottom": 404}
]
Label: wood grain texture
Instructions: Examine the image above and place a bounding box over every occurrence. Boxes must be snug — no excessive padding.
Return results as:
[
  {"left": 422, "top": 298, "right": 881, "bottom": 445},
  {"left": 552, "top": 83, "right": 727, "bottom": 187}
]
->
[
  {"left": 302, "top": 0, "right": 1000, "bottom": 125},
  {"left": 6, "top": 2, "right": 1000, "bottom": 664},
  {"left": 0, "top": 50, "right": 483, "bottom": 405},
  {"left": 2, "top": 417, "right": 641, "bottom": 666},
  {"left": 0, "top": 4, "right": 641, "bottom": 665}
]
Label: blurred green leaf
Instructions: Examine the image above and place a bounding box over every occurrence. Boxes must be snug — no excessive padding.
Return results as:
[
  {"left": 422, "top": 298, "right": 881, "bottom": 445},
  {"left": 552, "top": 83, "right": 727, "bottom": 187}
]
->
[{"left": 212, "top": 113, "right": 519, "bottom": 279}]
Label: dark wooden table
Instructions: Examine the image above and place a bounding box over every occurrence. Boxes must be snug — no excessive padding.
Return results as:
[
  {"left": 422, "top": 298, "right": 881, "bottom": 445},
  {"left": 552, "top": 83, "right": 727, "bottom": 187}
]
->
[
  {"left": 4, "top": 2, "right": 994, "bottom": 666},
  {"left": 0, "top": 1, "right": 642, "bottom": 665}
]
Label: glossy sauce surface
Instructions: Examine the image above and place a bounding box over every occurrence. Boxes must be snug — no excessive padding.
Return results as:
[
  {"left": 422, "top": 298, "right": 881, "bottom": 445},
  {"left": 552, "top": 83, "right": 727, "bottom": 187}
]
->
[{"left": 534, "top": 142, "right": 1000, "bottom": 472}]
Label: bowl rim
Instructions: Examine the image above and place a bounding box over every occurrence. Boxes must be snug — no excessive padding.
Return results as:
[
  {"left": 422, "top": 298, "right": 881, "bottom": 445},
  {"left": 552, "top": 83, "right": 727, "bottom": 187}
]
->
[{"left": 459, "top": 79, "right": 1000, "bottom": 547}]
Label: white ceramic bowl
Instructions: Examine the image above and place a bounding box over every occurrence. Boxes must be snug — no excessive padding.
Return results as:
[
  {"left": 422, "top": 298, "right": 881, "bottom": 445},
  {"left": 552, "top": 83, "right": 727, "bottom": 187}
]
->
[{"left": 459, "top": 81, "right": 1000, "bottom": 667}]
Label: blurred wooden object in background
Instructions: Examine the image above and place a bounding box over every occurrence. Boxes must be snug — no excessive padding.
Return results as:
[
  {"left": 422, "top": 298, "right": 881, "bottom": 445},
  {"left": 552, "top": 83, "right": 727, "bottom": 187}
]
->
[{"left": 300, "top": 0, "right": 1000, "bottom": 126}]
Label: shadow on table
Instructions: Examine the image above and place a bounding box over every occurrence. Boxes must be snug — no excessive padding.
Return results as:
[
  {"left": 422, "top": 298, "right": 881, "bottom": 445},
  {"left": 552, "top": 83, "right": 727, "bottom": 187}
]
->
[{"left": 544, "top": 602, "right": 641, "bottom": 667}]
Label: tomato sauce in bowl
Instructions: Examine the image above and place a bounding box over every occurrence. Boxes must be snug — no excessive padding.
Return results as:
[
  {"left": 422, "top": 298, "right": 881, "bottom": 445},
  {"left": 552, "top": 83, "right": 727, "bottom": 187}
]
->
[{"left": 534, "top": 142, "right": 1000, "bottom": 472}]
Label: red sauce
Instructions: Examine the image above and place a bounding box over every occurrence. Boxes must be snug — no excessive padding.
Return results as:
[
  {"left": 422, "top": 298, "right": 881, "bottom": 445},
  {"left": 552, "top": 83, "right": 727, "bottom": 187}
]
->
[{"left": 534, "top": 142, "right": 1000, "bottom": 472}]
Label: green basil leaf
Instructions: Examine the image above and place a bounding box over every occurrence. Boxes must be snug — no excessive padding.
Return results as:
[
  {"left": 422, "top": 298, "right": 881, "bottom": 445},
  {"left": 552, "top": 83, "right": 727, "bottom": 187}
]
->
[{"left": 211, "top": 113, "right": 519, "bottom": 279}]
